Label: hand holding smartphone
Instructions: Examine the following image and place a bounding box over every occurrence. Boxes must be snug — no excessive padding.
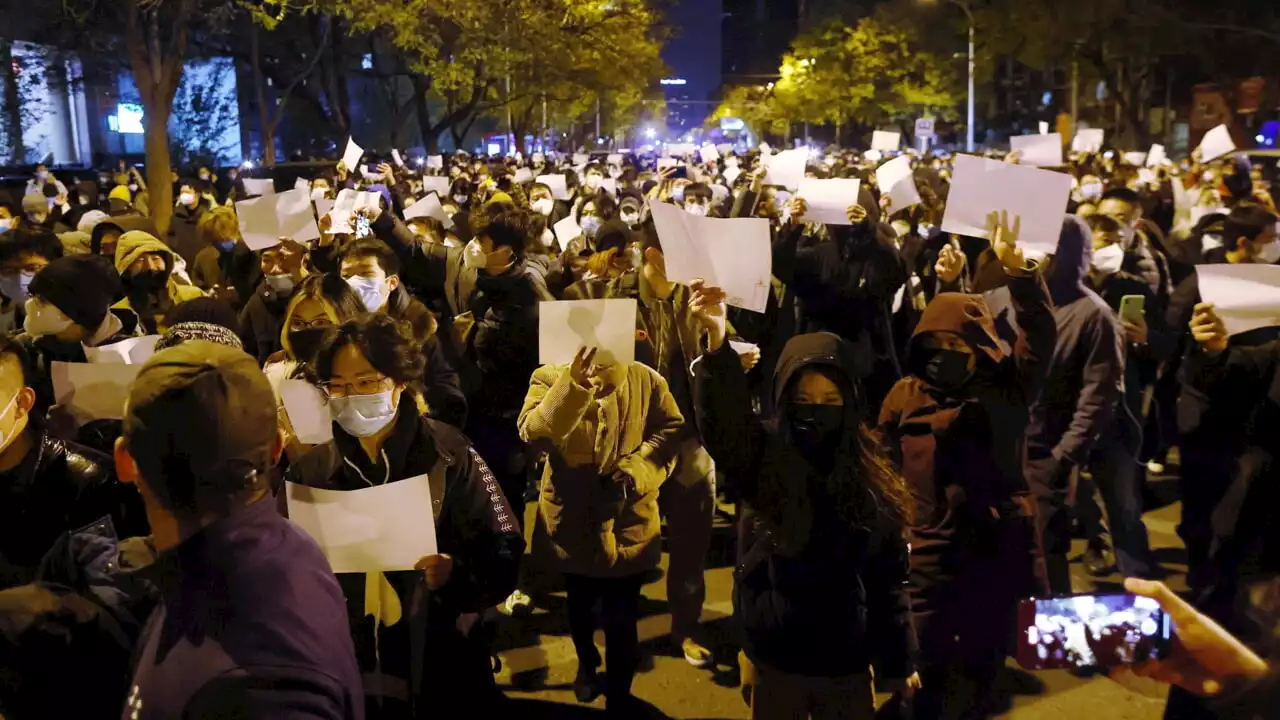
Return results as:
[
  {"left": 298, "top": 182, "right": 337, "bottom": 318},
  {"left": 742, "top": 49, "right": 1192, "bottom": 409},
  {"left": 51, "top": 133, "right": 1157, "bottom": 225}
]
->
[{"left": 1016, "top": 593, "right": 1172, "bottom": 670}]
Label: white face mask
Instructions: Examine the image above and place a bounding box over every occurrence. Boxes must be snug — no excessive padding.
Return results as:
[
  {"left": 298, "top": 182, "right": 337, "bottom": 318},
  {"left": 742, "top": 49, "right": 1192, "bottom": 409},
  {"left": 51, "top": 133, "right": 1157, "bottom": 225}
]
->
[
  {"left": 128, "top": 184, "right": 138, "bottom": 192},
  {"left": 684, "top": 203, "right": 708, "bottom": 217},
  {"left": 1092, "top": 243, "right": 1125, "bottom": 275},
  {"left": 177, "top": 192, "right": 195, "bottom": 207},
  {"left": 0, "top": 390, "right": 22, "bottom": 453},
  {"left": 199, "top": 172, "right": 211, "bottom": 181},
  {"left": 1254, "top": 239, "right": 1280, "bottom": 265},
  {"left": 532, "top": 198, "right": 554, "bottom": 216},
  {"left": 345, "top": 275, "right": 389, "bottom": 312},
  {"left": 1079, "top": 183, "right": 1103, "bottom": 199},
  {"left": 620, "top": 210, "right": 640, "bottom": 226},
  {"left": 23, "top": 298, "right": 75, "bottom": 337},
  {"left": 311, "top": 188, "right": 328, "bottom": 202},
  {"left": 453, "top": 194, "right": 469, "bottom": 205},
  {"left": 329, "top": 390, "right": 397, "bottom": 438},
  {"left": 585, "top": 175, "right": 602, "bottom": 190}
]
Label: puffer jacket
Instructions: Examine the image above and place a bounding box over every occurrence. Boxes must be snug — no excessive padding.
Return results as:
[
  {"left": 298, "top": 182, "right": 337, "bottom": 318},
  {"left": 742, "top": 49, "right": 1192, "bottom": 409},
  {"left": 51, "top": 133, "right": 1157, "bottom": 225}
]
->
[
  {"left": 111, "top": 230, "right": 206, "bottom": 334},
  {"left": 695, "top": 332, "right": 917, "bottom": 678},
  {"left": 0, "top": 431, "right": 149, "bottom": 587},
  {"left": 519, "top": 363, "right": 683, "bottom": 578}
]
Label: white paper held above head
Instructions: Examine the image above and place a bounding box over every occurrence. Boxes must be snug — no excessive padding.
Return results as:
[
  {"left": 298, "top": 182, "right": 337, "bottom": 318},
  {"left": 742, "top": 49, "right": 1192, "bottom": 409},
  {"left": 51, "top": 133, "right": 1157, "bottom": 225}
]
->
[
  {"left": 279, "top": 379, "right": 334, "bottom": 445},
  {"left": 294, "top": 177, "right": 311, "bottom": 192},
  {"left": 1010, "top": 133, "right": 1064, "bottom": 167},
  {"left": 1196, "top": 264, "right": 1280, "bottom": 335},
  {"left": 286, "top": 474, "right": 439, "bottom": 574},
  {"left": 536, "top": 174, "right": 571, "bottom": 201},
  {"left": 876, "top": 155, "right": 922, "bottom": 210},
  {"left": 1071, "top": 128, "right": 1105, "bottom": 153},
  {"left": 341, "top": 137, "right": 364, "bottom": 171},
  {"left": 796, "top": 178, "right": 861, "bottom": 226},
  {"left": 513, "top": 167, "right": 533, "bottom": 184},
  {"left": 1147, "top": 144, "right": 1167, "bottom": 167},
  {"left": 1038, "top": 121, "right": 1050, "bottom": 135},
  {"left": 538, "top": 299, "right": 637, "bottom": 367},
  {"left": 421, "top": 176, "right": 451, "bottom": 198},
  {"left": 699, "top": 144, "right": 720, "bottom": 163},
  {"left": 1198, "top": 124, "right": 1236, "bottom": 163},
  {"left": 723, "top": 167, "right": 742, "bottom": 186},
  {"left": 764, "top": 148, "right": 807, "bottom": 191},
  {"left": 391, "top": 149, "right": 404, "bottom": 167},
  {"left": 402, "top": 194, "right": 454, "bottom": 229},
  {"left": 426, "top": 155, "right": 444, "bottom": 170},
  {"left": 607, "top": 153, "right": 623, "bottom": 165},
  {"left": 1123, "top": 152, "right": 1148, "bottom": 167},
  {"left": 236, "top": 188, "right": 321, "bottom": 250},
  {"left": 649, "top": 201, "right": 772, "bottom": 313},
  {"left": 242, "top": 178, "right": 275, "bottom": 197},
  {"left": 940, "top": 154, "right": 1072, "bottom": 256},
  {"left": 871, "top": 131, "right": 902, "bottom": 152}
]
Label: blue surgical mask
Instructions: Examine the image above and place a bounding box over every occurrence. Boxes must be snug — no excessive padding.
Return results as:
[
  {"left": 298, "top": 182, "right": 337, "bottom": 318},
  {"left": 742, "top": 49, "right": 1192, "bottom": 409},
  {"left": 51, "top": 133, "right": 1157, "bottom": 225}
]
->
[
  {"left": 346, "top": 275, "right": 388, "bottom": 312},
  {"left": 215, "top": 239, "right": 236, "bottom": 252},
  {"left": 0, "top": 272, "right": 35, "bottom": 303},
  {"left": 580, "top": 216, "right": 602, "bottom": 238}
]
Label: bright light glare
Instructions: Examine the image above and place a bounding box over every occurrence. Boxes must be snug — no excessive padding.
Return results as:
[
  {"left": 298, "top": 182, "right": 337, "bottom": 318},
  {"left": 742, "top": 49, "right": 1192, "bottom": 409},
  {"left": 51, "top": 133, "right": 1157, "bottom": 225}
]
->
[
  {"left": 241, "top": 160, "right": 254, "bottom": 169},
  {"left": 644, "top": 127, "right": 657, "bottom": 139}
]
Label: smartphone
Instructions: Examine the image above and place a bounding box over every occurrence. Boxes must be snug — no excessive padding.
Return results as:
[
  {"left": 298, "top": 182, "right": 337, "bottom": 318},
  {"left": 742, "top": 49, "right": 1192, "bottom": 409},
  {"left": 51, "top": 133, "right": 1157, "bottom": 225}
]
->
[
  {"left": 355, "top": 215, "right": 372, "bottom": 239},
  {"left": 1119, "top": 294, "right": 1146, "bottom": 326},
  {"left": 668, "top": 165, "right": 688, "bottom": 180},
  {"left": 1016, "top": 593, "right": 1172, "bottom": 670}
]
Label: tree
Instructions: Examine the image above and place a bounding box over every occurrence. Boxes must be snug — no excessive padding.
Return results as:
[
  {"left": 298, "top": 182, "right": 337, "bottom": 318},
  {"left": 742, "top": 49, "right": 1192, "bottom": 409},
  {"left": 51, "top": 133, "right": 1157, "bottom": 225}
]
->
[{"left": 169, "top": 58, "right": 242, "bottom": 168}]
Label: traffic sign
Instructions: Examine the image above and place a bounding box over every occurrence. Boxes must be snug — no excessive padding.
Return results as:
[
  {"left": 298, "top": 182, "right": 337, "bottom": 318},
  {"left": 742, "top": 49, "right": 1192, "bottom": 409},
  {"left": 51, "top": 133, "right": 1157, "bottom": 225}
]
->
[{"left": 915, "top": 118, "right": 935, "bottom": 138}]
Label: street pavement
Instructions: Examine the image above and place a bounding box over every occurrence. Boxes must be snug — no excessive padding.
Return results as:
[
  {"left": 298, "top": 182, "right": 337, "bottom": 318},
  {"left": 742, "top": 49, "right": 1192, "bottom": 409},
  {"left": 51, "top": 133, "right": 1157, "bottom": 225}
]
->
[{"left": 493, "top": 471, "right": 1186, "bottom": 718}]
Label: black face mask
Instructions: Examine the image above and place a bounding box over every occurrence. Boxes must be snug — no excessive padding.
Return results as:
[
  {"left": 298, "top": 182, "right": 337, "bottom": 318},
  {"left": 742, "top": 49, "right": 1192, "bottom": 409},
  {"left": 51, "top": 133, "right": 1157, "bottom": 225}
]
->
[
  {"left": 288, "top": 327, "right": 329, "bottom": 362},
  {"left": 127, "top": 268, "right": 169, "bottom": 296},
  {"left": 785, "top": 403, "right": 845, "bottom": 460},
  {"left": 924, "top": 349, "right": 974, "bottom": 391}
]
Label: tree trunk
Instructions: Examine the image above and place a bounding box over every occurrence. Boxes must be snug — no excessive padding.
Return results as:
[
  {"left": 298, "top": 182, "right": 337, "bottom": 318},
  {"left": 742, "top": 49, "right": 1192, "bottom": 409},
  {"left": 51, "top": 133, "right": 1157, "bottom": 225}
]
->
[
  {"left": 413, "top": 79, "right": 438, "bottom": 152},
  {"left": 0, "top": 39, "right": 24, "bottom": 164},
  {"left": 143, "top": 90, "right": 175, "bottom": 237},
  {"left": 250, "top": 22, "right": 277, "bottom": 166}
]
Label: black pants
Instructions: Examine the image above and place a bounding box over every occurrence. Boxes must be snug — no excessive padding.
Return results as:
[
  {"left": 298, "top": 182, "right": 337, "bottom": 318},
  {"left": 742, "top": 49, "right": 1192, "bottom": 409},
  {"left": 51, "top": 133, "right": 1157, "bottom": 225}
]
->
[{"left": 564, "top": 572, "right": 645, "bottom": 700}]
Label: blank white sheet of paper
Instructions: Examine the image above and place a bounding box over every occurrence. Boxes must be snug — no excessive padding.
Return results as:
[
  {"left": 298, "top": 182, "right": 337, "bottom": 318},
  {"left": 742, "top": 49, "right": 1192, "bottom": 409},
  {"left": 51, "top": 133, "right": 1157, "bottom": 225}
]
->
[
  {"left": 1147, "top": 144, "right": 1167, "bottom": 167},
  {"left": 1072, "top": 128, "right": 1105, "bottom": 153},
  {"left": 553, "top": 215, "right": 582, "bottom": 248},
  {"left": 237, "top": 189, "right": 321, "bottom": 251},
  {"left": 797, "top": 178, "right": 861, "bottom": 226},
  {"left": 426, "top": 155, "right": 444, "bottom": 169},
  {"left": 764, "top": 148, "right": 807, "bottom": 191},
  {"left": 536, "top": 174, "right": 571, "bottom": 200},
  {"left": 876, "top": 155, "right": 922, "bottom": 210},
  {"left": 83, "top": 336, "right": 161, "bottom": 365},
  {"left": 280, "top": 379, "right": 334, "bottom": 445},
  {"left": 1198, "top": 124, "right": 1236, "bottom": 162},
  {"left": 940, "top": 154, "right": 1072, "bottom": 256},
  {"left": 538, "top": 299, "right": 637, "bottom": 367},
  {"left": 341, "top": 137, "right": 364, "bottom": 170},
  {"left": 1010, "top": 133, "right": 1064, "bottom": 167},
  {"left": 403, "top": 194, "right": 454, "bottom": 228},
  {"left": 649, "top": 201, "right": 772, "bottom": 313},
  {"left": 242, "top": 178, "right": 275, "bottom": 197},
  {"left": 52, "top": 361, "right": 141, "bottom": 422},
  {"left": 872, "top": 131, "right": 902, "bottom": 152},
  {"left": 1197, "top": 264, "right": 1280, "bottom": 335},
  {"left": 286, "top": 474, "right": 438, "bottom": 574},
  {"left": 391, "top": 149, "right": 404, "bottom": 167},
  {"left": 422, "top": 177, "right": 450, "bottom": 198}
]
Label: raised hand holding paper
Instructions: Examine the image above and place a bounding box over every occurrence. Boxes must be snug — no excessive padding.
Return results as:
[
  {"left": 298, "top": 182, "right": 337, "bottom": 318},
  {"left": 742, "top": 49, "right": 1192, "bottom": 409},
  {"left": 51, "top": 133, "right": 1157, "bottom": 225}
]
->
[
  {"left": 539, "top": 300, "right": 637, "bottom": 367},
  {"left": 403, "top": 194, "right": 454, "bottom": 229},
  {"left": 1198, "top": 124, "right": 1236, "bottom": 163},
  {"left": 700, "top": 144, "right": 720, "bottom": 163},
  {"left": 1010, "top": 133, "right": 1064, "bottom": 167},
  {"left": 237, "top": 188, "right": 321, "bottom": 250},
  {"left": 1196, "top": 265, "right": 1280, "bottom": 335},
  {"left": 1123, "top": 152, "right": 1147, "bottom": 167},
  {"left": 764, "top": 148, "right": 807, "bottom": 191},
  {"left": 940, "top": 154, "right": 1072, "bottom": 256},
  {"left": 796, "top": 178, "right": 861, "bottom": 226},
  {"left": 872, "top": 130, "right": 902, "bottom": 152},
  {"left": 876, "top": 155, "right": 922, "bottom": 210},
  {"left": 649, "top": 201, "right": 772, "bottom": 313},
  {"left": 341, "top": 136, "right": 364, "bottom": 172},
  {"left": 286, "top": 474, "right": 438, "bottom": 574},
  {"left": 391, "top": 149, "right": 404, "bottom": 167}
]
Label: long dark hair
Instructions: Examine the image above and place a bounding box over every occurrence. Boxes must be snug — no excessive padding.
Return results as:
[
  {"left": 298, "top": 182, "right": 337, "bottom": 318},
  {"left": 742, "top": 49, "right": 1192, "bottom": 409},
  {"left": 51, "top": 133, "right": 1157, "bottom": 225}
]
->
[{"left": 758, "top": 367, "right": 912, "bottom": 552}]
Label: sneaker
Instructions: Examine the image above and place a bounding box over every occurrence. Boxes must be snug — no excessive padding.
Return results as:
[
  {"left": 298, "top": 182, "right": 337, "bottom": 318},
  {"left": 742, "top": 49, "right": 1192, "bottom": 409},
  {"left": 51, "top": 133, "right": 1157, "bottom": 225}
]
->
[
  {"left": 573, "top": 665, "right": 602, "bottom": 703},
  {"left": 1146, "top": 460, "right": 1165, "bottom": 475},
  {"left": 681, "top": 637, "right": 715, "bottom": 669},
  {"left": 1084, "top": 546, "right": 1116, "bottom": 577},
  {"left": 501, "top": 589, "right": 533, "bottom": 616}
]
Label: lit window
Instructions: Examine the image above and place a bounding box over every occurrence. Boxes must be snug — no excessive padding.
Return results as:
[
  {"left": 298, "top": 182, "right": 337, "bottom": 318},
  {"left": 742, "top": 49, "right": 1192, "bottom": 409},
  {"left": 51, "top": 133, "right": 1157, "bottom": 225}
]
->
[{"left": 362, "top": 54, "right": 374, "bottom": 70}]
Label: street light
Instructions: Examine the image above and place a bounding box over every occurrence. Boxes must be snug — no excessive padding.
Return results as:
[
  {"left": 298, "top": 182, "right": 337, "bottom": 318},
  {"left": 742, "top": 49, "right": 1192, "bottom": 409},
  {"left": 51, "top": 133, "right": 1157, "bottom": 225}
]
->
[{"left": 921, "top": 0, "right": 975, "bottom": 153}]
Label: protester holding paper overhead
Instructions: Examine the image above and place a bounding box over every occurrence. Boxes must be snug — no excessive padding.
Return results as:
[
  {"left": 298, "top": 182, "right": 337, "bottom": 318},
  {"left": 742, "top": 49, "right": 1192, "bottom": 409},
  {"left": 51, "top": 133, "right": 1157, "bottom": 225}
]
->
[
  {"left": 115, "top": 340, "right": 362, "bottom": 720},
  {"left": 111, "top": 230, "right": 204, "bottom": 334},
  {"left": 518, "top": 344, "right": 684, "bottom": 711},
  {"left": 692, "top": 283, "right": 918, "bottom": 719},
  {"left": 288, "top": 314, "right": 522, "bottom": 717}
]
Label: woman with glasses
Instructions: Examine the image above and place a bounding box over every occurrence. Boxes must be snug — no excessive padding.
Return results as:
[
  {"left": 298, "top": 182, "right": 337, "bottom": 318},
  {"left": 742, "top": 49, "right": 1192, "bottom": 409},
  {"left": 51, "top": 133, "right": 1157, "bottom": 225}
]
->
[
  {"left": 274, "top": 274, "right": 366, "bottom": 367},
  {"left": 287, "top": 313, "right": 524, "bottom": 718}
]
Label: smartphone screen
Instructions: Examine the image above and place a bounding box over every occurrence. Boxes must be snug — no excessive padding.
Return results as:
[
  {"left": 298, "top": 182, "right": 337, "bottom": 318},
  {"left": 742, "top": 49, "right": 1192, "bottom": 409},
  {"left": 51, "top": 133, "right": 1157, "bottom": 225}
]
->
[
  {"left": 355, "top": 215, "right": 372, "bottom": 239},
  {"left": 1017, "top": 593, "right": 1171, "bottom": 670}
]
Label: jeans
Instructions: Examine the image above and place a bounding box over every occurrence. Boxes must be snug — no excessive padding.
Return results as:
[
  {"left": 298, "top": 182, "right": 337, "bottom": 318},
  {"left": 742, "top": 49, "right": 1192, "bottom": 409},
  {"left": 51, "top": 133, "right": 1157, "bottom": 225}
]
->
[
  {"left": 657, "top": 441, "right": 715, "bottom": 642},
  {"left": 565, "top": 573, "right": 646, "bottom": 700},
  {"left": 1077, "top": 412, "right": 1154, "bottom": 578}
]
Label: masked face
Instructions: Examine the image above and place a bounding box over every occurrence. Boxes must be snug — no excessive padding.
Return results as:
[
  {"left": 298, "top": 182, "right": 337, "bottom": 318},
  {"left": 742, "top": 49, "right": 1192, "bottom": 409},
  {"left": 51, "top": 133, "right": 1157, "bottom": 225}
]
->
[
  {"left": 585, "top": 174, "right": 603, "bottom": 190},
  {"left": 128, "top": 268, "right": 170, "bottom": 295},
  {"left": 620, "top": 208, "right": 640, "bottom": 226},
  {"left": 23, "top": 298, "right": 76, "bottom": 338},
  {"left": 264, "top": 273, "right": 296, "bottom": 295},
  {"left": 786, "top": 370, "right": 846, "bottom": 462},
  {"left": 345, "top": 275, "right": 389, "bottom": 312},
  {"left": 199, "top": 171, "right": 211, "bottom": 181},
  {"left": 325, "top": 344, "right": 399, "bottom": 437},
  {"left": 532, "top": 198, "right": 554, "bottom": 216},
  {"left": 684, "top": 202, "right": 709, "bottom": 217},
  {"left": 453, "top": 193, "right": 469, "bottom": 205},
  {"left": 1091, "top": 242, "right": 1125, "bottom": 275},
  {"left": 922, "top": 342, "right": 976, "bottom": 392},
  {"left": 580, "top": 215, "right": 602, "bottom": 238},
  {"left": 0, "top": 271, "right": 35, "bottom": 303}
]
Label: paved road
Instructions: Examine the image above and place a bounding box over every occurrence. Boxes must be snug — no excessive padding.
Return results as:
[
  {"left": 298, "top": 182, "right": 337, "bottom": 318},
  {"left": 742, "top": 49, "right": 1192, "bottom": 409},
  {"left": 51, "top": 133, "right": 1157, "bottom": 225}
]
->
[{"left": 492, "top": 473, "right": 1186, "bottom": 718}]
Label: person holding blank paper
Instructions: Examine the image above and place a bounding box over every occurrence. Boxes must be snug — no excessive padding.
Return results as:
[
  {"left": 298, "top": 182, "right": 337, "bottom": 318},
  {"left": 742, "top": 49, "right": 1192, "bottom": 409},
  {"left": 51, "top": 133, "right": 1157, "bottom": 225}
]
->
[
  {"left": 288, "top": 314, "right": 524, "bottom": 717},
  {"left": 518, "top": 345, "right": 684, "bottom": 711}
]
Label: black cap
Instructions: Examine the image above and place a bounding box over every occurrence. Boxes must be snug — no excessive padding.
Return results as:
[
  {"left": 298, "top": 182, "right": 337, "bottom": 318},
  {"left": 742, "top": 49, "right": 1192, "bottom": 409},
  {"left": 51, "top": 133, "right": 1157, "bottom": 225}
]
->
[{"left": 28, "top": 256, "right": 121, "bottom": 331}]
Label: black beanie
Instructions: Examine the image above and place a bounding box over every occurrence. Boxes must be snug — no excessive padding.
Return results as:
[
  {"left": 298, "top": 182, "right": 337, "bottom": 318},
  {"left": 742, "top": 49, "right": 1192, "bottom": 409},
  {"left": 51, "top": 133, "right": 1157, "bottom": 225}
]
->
[{"left": 28, "top": 256, "right": 122, "bottom": 331}]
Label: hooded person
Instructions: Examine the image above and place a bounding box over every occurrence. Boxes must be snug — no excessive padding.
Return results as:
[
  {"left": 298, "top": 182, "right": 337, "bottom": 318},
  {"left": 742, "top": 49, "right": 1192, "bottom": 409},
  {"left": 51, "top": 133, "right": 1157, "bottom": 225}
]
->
[
  {"left": 1023, "top": 215, "right": 1127, "bottom": 594},
  {"left": 878, "top": 218, "right": 1056, "bottom": 719},
  {"left": 20, "top": 193, "right": 50, "bottom": 232},
  {"left": 693, "top": 290, "right": 919, "bottom": 717},
  {"left": 112, "top": 230, "right": 206, "bottom": 335}
]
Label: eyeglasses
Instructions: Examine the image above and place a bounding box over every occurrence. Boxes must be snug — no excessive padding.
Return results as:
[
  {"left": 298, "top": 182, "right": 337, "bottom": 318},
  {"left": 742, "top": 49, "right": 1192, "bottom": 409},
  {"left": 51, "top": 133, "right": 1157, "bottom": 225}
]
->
[
  {"left": 322, "top": 375, "right": 392, "bottom": 398},
  {"left": 289, "top": 317, "right": 332, "bottom": 330}
]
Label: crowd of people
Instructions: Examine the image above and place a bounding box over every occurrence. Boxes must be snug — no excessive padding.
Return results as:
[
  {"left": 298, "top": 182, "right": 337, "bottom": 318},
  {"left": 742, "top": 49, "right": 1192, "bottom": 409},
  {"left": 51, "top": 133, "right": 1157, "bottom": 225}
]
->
[{"left": 0, "top": 136, "right": 1277, "bottom": 720}]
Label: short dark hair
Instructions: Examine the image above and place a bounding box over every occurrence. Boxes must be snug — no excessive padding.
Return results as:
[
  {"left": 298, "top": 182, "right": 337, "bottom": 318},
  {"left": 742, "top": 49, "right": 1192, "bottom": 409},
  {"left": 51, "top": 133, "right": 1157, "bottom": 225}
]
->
[
  {"left": 474, "top": 208, "right": 529, "bottom": 260},
  {"left": 338, "top": 238, "right": 400, "bottom": 276},
  {"left": 313, "top": 313, "right": 426, "bottom": 386},
  {"left": 1100, "top": 187, "right": 1140, "bottom": 206},
  {"left": 1226, "top": 202, "right": 1279, "bottom": 246},
  {"left": 0, "top": 228, "right": 64, "bottom": 266},
  {"left": 449, "top": 178, "right": 473, "bottom": 197},
  {"left": 685, "top": 183, "right": 713, "bottom": 202},
  {"left": 0, "top": 335, "right": 33, "bottom": 393},
  {"left": 584, "top": 162, "right": 604, "bottom": 176},
  {"left": 576, "top": 193, "right": 618, "bottom": 224}
]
